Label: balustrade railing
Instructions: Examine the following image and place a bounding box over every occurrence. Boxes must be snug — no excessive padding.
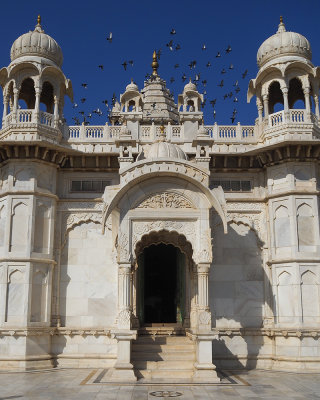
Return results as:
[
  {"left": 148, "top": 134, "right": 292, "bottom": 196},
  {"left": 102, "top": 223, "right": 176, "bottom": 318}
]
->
[
  {"left": 39, "top": 111, "right": 54, "bottom": 127},
  {"left": 18, "top": 109, "right": 33, "bottom": 123},
  {"left": 267, "top": 109, "right": 317, "bottom": 128}
]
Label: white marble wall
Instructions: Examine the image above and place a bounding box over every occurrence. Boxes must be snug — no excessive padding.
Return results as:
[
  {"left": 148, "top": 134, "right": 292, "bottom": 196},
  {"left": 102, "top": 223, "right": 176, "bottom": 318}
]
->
[{"left": 59, "top": 221, "right": 117, "bottom": 327}]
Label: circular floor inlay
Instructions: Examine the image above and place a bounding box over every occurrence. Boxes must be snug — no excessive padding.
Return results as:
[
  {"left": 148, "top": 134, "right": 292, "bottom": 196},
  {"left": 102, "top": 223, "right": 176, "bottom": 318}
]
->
[{"left": 150, "top": 391, "right": 183, "bottom": 398}]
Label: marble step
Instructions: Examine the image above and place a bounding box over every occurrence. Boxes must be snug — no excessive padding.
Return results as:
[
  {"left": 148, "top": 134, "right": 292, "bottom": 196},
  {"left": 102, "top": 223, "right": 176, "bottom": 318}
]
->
[
  {"left": 135, "top": 368, "right": 194, "bottom": 380},
  {"left": 131, "top": 350, "right": 195, "bottom": 361},
  {"left": 133, "top": 360, "right": 194, "bottom": 370},
  {"left": 132, "top": 343, "right": 194, "bottom": 352}
]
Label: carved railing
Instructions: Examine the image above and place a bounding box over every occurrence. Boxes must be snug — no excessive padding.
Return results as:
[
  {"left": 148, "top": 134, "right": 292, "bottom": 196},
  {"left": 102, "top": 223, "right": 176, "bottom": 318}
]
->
[
  {"left": 2, "top": 109, "right": 56, "bottom": 128},
  {"left": 267, "top": 109, "right": 317, "bottom": 128}
]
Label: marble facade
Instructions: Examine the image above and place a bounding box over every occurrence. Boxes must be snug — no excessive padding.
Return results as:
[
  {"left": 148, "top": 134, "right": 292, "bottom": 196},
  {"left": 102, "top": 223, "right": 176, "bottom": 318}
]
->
[{"left": 0, "top": 16, "right": 320, "bottom": 380}]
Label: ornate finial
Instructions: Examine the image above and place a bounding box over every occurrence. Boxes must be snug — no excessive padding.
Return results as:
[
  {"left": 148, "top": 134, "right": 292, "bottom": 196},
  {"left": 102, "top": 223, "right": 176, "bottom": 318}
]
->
[
  {"left": 152, "top": 50, "right": 159, "bottom": 76},
  {"left": 277, "top": 15, "right": 286, "bottom": 33},
  {"left": 158, "top": 125, "right": 166, "bottom": 142},
  {"left": 37, "top": 15, "right": 41, "bottom": 26}
]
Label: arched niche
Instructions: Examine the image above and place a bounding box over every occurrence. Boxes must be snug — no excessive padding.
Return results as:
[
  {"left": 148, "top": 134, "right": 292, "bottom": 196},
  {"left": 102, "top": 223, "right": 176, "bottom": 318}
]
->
[
  {"left": 268, "top": 81, "right": 284, "bottom": 114},
  {"left": 19, "top": 77, "right": 35, "bottom": 109},
  {"left": 288, "top": 77, "right": 305, "bottom": 109},
  {"left": 301, "top": 269, "right": 319, "bottom": 323}
]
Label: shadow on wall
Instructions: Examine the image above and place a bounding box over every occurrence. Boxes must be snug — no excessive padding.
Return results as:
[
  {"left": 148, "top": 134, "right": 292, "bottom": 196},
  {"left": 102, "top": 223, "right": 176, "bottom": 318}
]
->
[{"left": 210, "top": 219, "right": 271, "bottom": 370}]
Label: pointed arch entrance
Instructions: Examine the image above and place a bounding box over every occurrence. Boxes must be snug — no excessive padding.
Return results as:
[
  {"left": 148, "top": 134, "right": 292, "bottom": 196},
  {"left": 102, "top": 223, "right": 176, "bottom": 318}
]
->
[{"left": 134, "top": 230, "right": 194, "bottom": 328}]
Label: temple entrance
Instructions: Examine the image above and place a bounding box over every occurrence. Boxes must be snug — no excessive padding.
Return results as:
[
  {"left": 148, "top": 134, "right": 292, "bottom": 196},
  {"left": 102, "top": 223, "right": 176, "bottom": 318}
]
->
[{"left": 137, "top": 243, "right": 185, "bottom": 325}]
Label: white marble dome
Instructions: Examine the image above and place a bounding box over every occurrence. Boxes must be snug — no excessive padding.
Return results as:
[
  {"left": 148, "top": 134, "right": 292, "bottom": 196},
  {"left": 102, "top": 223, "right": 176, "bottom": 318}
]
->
[
  {"left": 10, "top": 22, "right": 63, "bottom": 67},
  {"left": 183, "top": 80, "right": 197, "bottom": 93},
  {"left": 137, "top": 137, "right": 188, "bottom": 161},
  {"left": 125, "top": 80, "right": 139, "bottom": 92},
  {"left": 257, "top": 19, "right": 311, "bottom": 68}
]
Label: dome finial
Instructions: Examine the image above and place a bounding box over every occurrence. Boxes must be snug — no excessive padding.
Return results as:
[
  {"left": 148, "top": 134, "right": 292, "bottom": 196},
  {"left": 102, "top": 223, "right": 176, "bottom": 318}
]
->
[
  {"left": 37, "top": 15, "right": 41, "bottom": 26},
  {"left": 152, "top": 50, "right": 159, "bottom": 76},
  {"left": 277, "top": 15, "right": 286, "bottom": 33},
  {"left": 158, "top": 125, "right": 166, "bottom": 142}
]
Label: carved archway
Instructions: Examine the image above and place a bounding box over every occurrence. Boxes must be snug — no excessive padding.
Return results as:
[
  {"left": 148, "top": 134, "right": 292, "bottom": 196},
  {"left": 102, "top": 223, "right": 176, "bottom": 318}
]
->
[{"left": 132, "top": 229, "right": 194, "bottom": 329}]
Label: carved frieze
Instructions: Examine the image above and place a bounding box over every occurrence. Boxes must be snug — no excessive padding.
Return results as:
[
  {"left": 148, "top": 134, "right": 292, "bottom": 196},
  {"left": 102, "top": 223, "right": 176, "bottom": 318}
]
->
[{"left": 137, "top": 192, "right": 194, "bottom": 209}]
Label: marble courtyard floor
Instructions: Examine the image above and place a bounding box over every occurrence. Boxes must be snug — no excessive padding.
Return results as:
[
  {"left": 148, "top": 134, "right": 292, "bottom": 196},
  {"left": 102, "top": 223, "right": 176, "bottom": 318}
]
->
[{"left": 0, "top": 368, "right": 320, "bottom": 399}]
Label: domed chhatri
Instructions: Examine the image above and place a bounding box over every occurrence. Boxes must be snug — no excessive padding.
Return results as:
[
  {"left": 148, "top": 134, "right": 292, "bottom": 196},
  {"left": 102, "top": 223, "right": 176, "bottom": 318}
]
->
[
  {"left": 10, "top": 15, "right": 63, "bottom": 67},
  {"left": 183, "top": 79, "right": 198, "bottom": 93},
  {"left": 257, "top": 17, "right": 312, "bottom": 68},
  {"left": 138, "top": 126, "right": 188, "bottom": 161},
  {"left": 125, "top": 79, "right": 139, "bottom": 93}
]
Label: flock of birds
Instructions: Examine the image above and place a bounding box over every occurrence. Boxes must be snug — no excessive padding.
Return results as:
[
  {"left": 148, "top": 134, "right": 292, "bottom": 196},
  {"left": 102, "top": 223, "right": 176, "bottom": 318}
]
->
[{"left": 71, "top": 28, "right": 249, "bottom": 126}]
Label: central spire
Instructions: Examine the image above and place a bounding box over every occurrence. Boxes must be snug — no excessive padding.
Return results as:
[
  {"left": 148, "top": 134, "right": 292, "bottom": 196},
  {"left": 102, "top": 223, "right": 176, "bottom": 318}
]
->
[{"left": 151, "top": 50, "right": 159, "bottom": 76}]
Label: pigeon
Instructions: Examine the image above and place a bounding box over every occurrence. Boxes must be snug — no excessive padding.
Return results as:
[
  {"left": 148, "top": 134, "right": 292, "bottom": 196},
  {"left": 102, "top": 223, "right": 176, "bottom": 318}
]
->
[
  {"left": 233, "top": 80, "right": 239, "bottom": 87},
  {"left": 170, "top": 77, "right": 175, "bottom": 83},
  {"left": 195, "top": 73, "right": 200, "bottom": 82},
  {"left": 72, "top": 103, "right": 78, "bottom": 108},
  {"left": 223, "top": 94, "right": 228, "bottom": 100},
  {"left": 106, "top": 32, "right": 112, "bottom": 43},
  {"left": 98, "top": 65, "right": 104, "bottom": 70},
  {"left": 229, "top": 64, "right": 234, "bottom": 70},
  {"left": 175, "top": 44, "right": 181, "bottom": 51},
  {"left": 226, "top": 44, "right": 232, "bottom": 53},
  {"left": 213, "top": 110, "right": 216, "bottom": 119},
  {"left": 202, "top": 44, "right": 207, "bottom": 50},
  {"left": 242, "top": 69, "right": 248, "bottom": 78},
  {"left": 170, "top": 28, "right": 176, "bottom": 35},
  {"left": 102, "top": 100, "right": 108, "bottom": 106},
  {"left": 166, "top": 40, "right": 173, "bottom": 51},
  {"left": 221, "top": 68, "right": 226, "bottom": 74},
  {"left": 128, "top": 60, "right": 134, "bottom": 66},
  {"left": 210, "top": 99, "right": 217, "bottom": 107},
  {"left": 206, "top": 61, "right": 211, "bottom": 67},
  {"left": 235, "top": 86, "right": 240, "bottom": 93},
  {"left": 218, "top": 80, "right": 224, "bottom": 87},
  {"left": 122, "top": 61, "right": 128, "bottom": 71},
  {"left": 202, "top": 80, "right": 207, "bottom": 87},
  {"left": 157, "top": 49, "right": 162, "bottom": 60},
  {"left": 233, "top": 97, "right": 238, "bottom": 103},
  {"left": 80, "top": 98, "right": 86, "bottom": 103},
  {"left": 216, "top": 52, "right": 221, "bottom": 58},
  {"left": 81, "top": 83, "right": 88, "bottom": 88},
  {"left": 182, "top": 74, "right": 187, "bottom": 82},
  {"left": 174, "top": 64, "right": 179, "bottom": 69}
]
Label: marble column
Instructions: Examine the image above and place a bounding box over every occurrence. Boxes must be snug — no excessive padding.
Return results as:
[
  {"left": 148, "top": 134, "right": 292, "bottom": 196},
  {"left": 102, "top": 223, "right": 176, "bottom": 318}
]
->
[
  {"left": 282, "top": 87, "right": 289, "bottom": 122},
  {"left": 192, "top": 262, "right": 220, "bottom": 382},
  {"left": 109, "top": 262, "right": 137, "bottom": 382},
  {"left": 263, "top": 94, "right": 269, "bottom": 119},
  {"left": 53, "top": 95, "right": 59, "bottom": 128},
  {"left": 304, "top": 87, "right": 311, "bottom": 121},
  {"left": 2, "top": 96, "right": 8, "bottom": 126},
  {"left": 13, "top": 88, "right": 18, "bottom": 122},
  {"left": 314, "top": 94, "right": 320, "bottom": 119},
  {"left": 33, "top": 87, "right": 41, "bottom": 123}
]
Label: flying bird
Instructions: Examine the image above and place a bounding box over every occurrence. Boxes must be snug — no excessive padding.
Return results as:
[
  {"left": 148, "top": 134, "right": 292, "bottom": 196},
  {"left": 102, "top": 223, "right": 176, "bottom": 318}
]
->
[
  {"left": 170, "top": 77, "right": 175, "bottom": 83},
  {"left": 174, "top": 64, "right": 179, "bottom": 69},
  {"left": 81, "top": 83, "right": 88, "bottom": 88},
  {"left": 128, "top": 60, "right": 134, "bottom": 66},
  {"left": 242, "top": 69, "right": 248, "bottom": 78},
  {"left": 210, "top": 99, "right": 217, "bottom": 107},
  {"left": 107, "top": 32, "right": 112, "bottom": 43},
  {"left": 122, "top": 61, "right": 128, "bottom": 71},
  {"left": 80, "top": 98, "right": 86, "bottom": 103},
  {"left": 226, "top": 44, "right": 232, "bottom": 53},
  {"left": 175, "top": 44, "right": 181, "bottom": 51},
  {"left": 206, "top": 61, "right": 211, "bottom": 67},
  {"left": 170, "top": 28, "right": 176, "bottom": 35},
  {"left": 98, "top": 65, "right": 104, "bottom": 70},
  {"left": 216, "top": 52, "right": 221, "bottom": 58},
  {"left": 202, "top": 44, "right": 207, "bottom": 50},
  {"left": 182, "top": 74, "right": 187, "bottom": 82},
  {"left": 218, "top": 80, "right": 224, "bottom": 87},
  {"left": 221, "top": 68, "right": 226, "bottom": 74},
  {"left": 229, "top": 64, "right": 234, "bottom": 70}
]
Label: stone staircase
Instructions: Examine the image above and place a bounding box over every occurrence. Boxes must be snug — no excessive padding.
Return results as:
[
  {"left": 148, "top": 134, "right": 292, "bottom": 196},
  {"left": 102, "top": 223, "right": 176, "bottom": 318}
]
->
[{"left": 132, "top": 334, "right": 196, "bottom": 380}]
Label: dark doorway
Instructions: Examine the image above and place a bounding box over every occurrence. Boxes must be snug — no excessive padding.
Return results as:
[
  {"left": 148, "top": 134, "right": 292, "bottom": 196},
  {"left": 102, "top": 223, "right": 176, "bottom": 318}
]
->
[{"left": 138, "top": 243, "right": 185, "bottom": 325}]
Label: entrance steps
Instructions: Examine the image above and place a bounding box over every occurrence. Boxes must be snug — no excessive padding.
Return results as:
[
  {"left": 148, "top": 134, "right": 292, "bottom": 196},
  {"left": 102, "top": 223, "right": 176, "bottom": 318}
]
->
[{"left": 132, "top": 334, "right": 196, "bottom": 380}]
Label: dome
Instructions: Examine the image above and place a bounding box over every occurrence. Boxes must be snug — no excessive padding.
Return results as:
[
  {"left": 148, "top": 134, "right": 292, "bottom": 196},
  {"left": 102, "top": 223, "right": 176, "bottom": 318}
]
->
[
  {"left": 257, "top": 19, "right": 311, "bottom": 68},
  {"left": 137, "top": 128, "right": 188, "bottom": 161},
  {"left": 183, "top": 80, "right": 197, "bottom": 93},
  {"left": 125, "top": 80, "right": 139, "bottom": 92},
  {"left": 147, "top": 141, "right": 188, "bottom": 160},
  {"left": 10, "top": 19, "right": 63, "bottom": 67}
]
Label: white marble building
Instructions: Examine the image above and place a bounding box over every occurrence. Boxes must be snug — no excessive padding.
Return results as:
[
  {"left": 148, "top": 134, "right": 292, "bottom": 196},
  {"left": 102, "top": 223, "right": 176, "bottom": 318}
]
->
[{"left": 0, "top": 16, "right": 319, "bottom": 380}]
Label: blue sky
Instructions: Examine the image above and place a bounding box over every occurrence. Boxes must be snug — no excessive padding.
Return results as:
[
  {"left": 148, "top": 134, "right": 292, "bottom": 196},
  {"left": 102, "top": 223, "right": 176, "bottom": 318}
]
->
[{"left": 0, "top": 0, "right": 319, "bottom": 126}]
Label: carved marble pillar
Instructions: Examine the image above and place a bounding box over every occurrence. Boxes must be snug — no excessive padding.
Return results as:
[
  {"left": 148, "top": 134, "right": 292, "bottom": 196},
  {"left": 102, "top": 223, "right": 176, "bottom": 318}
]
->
[
  {"left": 109, "top": 261, "right": 137, "bottom": 381},
  {"left": 282, "top": 87, "right": 289, "bottom": 122},
  {"left": 314, "top": 94, "right": 320, "bottom": 119},
  {"left": 263, "top": 94, "right": 269, "bottom": 119},
  {"left": 2, "top": 96, "right": 8, "bottom": 126},
  {"left": 53, "top": 95, "right": 59, "bottom": 128},
  {"left": 192, "top": 262, "right": 220, "bottom": 382},
  {"left": 13, "top": 88, "right": 18, "bottom": 122},
  {"left": 33, "top": 87, "right": 41, "bottom": 123},
  {"left": 304, "top": 87, "right": 311, "bottom": 121}
]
